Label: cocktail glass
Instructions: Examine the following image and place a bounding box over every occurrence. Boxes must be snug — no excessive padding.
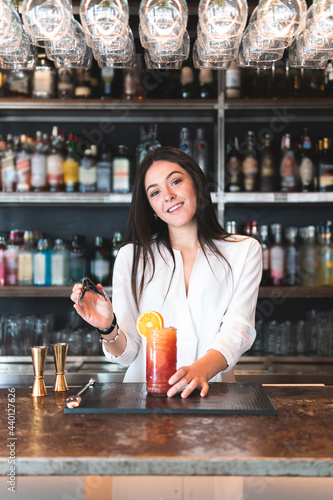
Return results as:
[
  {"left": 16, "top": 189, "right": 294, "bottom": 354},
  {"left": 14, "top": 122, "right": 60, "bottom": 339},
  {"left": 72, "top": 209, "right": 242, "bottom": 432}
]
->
[{"left": 146, "top": 327, "right": 177, "bottom": 395}]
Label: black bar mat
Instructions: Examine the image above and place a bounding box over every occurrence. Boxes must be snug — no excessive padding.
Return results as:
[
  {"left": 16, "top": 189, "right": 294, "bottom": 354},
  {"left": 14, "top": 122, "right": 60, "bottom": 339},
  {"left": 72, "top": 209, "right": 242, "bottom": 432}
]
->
[{"left": 64, "top": 382, "right": 277, "bottom": 415}]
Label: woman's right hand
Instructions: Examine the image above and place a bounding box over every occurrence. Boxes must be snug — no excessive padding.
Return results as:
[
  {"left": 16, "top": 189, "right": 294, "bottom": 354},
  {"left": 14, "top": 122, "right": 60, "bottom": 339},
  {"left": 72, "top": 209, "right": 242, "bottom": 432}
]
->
[{"left": 70, "top": 283, "right": 114, "bottom": 331}]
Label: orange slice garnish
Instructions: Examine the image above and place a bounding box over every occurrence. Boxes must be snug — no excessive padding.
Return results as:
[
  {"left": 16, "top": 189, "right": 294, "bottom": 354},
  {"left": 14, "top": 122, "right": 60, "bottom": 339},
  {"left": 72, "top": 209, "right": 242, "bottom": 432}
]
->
[{"left": 136, "top": 311, "right": 164, "bottom": 338}]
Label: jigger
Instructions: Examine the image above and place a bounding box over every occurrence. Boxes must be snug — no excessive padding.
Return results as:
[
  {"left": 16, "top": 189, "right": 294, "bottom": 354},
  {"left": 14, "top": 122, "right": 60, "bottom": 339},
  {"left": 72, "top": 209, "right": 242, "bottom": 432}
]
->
[
  {"left": 52, "top": 343, "right": 69, "bottom": 392},
  {"left": 30, "top": 346, "right": 48, "bottom": 397}
]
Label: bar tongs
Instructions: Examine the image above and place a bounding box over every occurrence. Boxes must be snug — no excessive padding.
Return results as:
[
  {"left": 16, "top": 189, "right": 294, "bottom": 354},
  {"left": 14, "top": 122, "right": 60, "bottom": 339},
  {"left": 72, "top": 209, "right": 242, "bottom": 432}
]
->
[{"left": 65, "top": 378, "right": 95, "bottom": 409}]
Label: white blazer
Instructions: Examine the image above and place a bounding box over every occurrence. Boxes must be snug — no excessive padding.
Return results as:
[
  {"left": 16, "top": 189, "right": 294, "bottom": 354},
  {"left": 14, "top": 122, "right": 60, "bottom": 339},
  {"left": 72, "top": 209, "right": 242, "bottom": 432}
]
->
[{"left": 103, "top": 235, "right": 262, "bottom": 383}]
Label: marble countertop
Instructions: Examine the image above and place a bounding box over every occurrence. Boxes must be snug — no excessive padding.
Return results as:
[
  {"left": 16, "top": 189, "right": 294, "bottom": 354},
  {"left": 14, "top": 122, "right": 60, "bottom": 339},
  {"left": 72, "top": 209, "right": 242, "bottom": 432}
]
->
[{"left": 0, "top": 384, "right": 332, "bottom": 477}]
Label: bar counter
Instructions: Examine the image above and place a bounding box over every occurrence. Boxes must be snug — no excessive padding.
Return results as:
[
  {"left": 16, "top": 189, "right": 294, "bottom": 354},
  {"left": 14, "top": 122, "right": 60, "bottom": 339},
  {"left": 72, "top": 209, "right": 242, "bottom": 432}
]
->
[{"left": 0, "top": 384, "right": 332, "bottom": 478}]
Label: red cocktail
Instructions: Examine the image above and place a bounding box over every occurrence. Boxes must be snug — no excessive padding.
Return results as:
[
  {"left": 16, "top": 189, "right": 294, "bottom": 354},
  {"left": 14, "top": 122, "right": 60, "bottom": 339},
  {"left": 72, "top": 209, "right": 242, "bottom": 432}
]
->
[{"left": 146, "top": 327, "right": 177, "bottom": 395}]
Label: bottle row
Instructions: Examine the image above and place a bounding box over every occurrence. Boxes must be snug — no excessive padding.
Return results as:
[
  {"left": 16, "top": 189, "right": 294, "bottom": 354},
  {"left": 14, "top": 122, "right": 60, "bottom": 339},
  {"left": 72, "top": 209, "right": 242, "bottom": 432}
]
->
[
  {"left": 226, "top": 220, "right": 333, "bottom": 287},
  {"left": 225, "top": 130, "right": 333, "bottom": 193},
  {"left": 226, "top": 57, "right": 332, "bottom": 100},
  {"left": 0, "top": 230, "right": 123, "bottom": 288},
  {"left": 2, "top": 53, "right": 217, "bottom": 101},
  {"left": 250, "top": 310, "right": 333, "bottom": 357},
  {"left": 0, "top": 311, "right": 102, "bottom": 358}
]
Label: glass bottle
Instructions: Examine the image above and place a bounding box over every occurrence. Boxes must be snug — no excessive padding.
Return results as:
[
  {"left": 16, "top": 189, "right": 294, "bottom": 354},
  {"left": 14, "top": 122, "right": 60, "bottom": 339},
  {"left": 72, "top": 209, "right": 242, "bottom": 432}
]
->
[
  {"left": 31, "top": 130, "right": 47, "bottom": 192},
  {"left": 1, "top": 134, "right": 16, "bottom": 192},
  {"left": 0, "top": 234, "right": 7, "bottom": 286},
  {"left": 180, "top": 66, "right": 196, "bottom": 99},
  {"left": 110, "top": 231, "right": 123, "bottom": 281},
  {"left": 299, "top": 225, "right": 318, "bottom": 286},
  {"left": 57, "top": 68, "right": 74, "bottom": 99},
  {"left": 199, "top": 69, "right": 215, "bottom": 99},
  {"left": 97, "top": 145, "right": 112, "bottom": 192},
  {"left": 225, "top": 137, "right": 243, "bottom": 192},
  {"left": 260, "top": 133, "right": 277, "bottom": 192},
  {"left": 32, "top": 52, "right": 56, "bottom": 98},
  {"left": 136, "top": 125, "right": 148, "bottom": 170},
  {"left": 4, "top": 230, "right": 23, "bottom": 286},
  {"left": 51, "top": 238, "right": 70, "bottom": 286},
  {"left": 242, "top": 131, "right": 259, "bottom": 192},
  {"left": 69, "top": 234, "right": 87, "bottom": 285},
  {"left": 147, "top": 124, "right": 161, "bottom": 152},
  {"left": 47, "top": 126, "right": 64, "bottom": 192},
  {"left": 194, "top": 128, "right": 208, "bottom": 175},
  {"left": 79, "top": 144, "right": 97, "bottom": 192},
  {"left": 259, "top": 225, "right": 271, "bottom": 286},
  {"left": 280, "top": 133, "right": 297, "bottom": 192},
  {"left": 112, "top": 145, "right": 131, "bottom": 193},
  {"left": 33, "top": 238, "right": 51, "bottom": 286},
  {"left": 90, "top": 236, "right": 111, "bottom": 286},
  {"left": 318, "top": 137, "right": 333, "bottom": 192},
  {"left": 318, "top": 221, "right": 333, "bottom": 286},
  {"left": 15, "top": 134, "right": 31, "bottom": 192},
  {"left": 285, "top": 226, "right": 299, "bottom": 286},
  {"left": 298, "top": 129, "right": 316, "bottom": 192},
  {"left": 74, "top": 69, "right": 92, "bottom": 99},
  {"left": 18, "top": 230, "right": 35, "bottom": 285},
  {"left": 324, "top": 61, "right": 333, "bottom": 98},
  {"left": 179, "top": 127, "right": 192, "bottom": 157},
  {"left": 63, "top": 132, "right": 79, "bottom": 192},
  {"left": 225, "top": 61, "right": 241, "bottom": 98},
  {"left": 270, "top": 224, "right": 285, "bottom": 286},
  {"left": 101, "top": 67, "right": 114, "bottom": 99}
]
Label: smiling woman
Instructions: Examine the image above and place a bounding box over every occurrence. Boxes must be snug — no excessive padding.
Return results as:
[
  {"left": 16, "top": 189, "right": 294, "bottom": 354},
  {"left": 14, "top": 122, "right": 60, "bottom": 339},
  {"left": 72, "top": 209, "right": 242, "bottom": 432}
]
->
[{"left": 71, "top": 146, "right": 262, "bottom": 399}]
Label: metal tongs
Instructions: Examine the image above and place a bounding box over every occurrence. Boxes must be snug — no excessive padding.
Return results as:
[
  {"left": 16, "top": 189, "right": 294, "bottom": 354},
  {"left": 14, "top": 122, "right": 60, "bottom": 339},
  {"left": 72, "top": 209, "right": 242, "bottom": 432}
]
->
[{"left": 79, "top": 276, "right": 108, "bottom": 306}]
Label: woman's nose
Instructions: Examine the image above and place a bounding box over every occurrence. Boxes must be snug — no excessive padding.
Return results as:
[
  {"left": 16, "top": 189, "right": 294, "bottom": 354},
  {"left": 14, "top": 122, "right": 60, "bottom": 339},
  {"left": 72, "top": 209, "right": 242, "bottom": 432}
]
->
[{"left": 164, "top": 188, "right": 176, "bottom": 201}]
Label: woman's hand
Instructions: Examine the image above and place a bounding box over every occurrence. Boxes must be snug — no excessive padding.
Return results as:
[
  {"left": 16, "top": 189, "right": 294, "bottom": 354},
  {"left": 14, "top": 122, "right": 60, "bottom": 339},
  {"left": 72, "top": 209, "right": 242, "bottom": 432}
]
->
[
  {"left": 70, "top": 283, "right": 114, "bottom": 331},
  {"left": 166, "top": 350, "right": 228, "bottom": 399}
]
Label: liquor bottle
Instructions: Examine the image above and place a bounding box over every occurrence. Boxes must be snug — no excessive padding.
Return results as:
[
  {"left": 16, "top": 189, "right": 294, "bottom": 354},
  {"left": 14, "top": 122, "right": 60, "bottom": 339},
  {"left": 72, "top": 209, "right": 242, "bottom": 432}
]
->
[
  {"left": 18, "top": 230, "right": 35, "bottom": 285},
  {"left": 63, "top": 132, "right": 79, "bottom": 192},
  {"left": 225, "top": 61, "right": 241, "bottom": 99},
  {"left": 259, "top": 225, "right": 271, "bottom": 286},
  {"left": 243, "top": 221, "right": 252, "bottom": 236},
  {"left": 90, "top": 236, "right": 111, "bottom": 286},
  {"left": 101, "top": 67, "right": 114, "bottom": 99},
  {"left": 225, "top": 220, "right": 237, "bottom": 233},
  {"left": 1, "top": 134, "right": 16, "bottom": 192},
  {"left": 298, "top": 129, "right": 316, "bottom": 192},
  {"left": 270, "top": 224, "right": 285, "bottom": 286},
  {"left": 194, "top": 128, "right": 208, "bottom": 175},
  {"left": 33, "top": 238, "right": 51, "bottom": 286},
  {"left": 280, "top": 133, "right": 297, "bottom": 192},
  {"left": 260, "top": 134, "right": 277, "bottom": 192},
  {"left": 31, "top": 131, "right": 47, "bottom": 192},
  {"left": 198, "top": 69, "right": 215, "bottom": 99},
  {"left": 123, "top": 69, "right": 136, "bottom": 101},
  {"left": 147, "top": 124, "right": 161, "bottom": 152},
  {"left": 4, "top": 230, "right": 24, "bottom": 286},
  {"left": 180, "top": 66, "right": 196, "bottom": 99},
  {"left": 225, "top": 137, "right": 242, "bottom": 192},
  {"left": 324, "top": 61, "right": 333, "bottom": 98},
  {"left": 47, "top": 126, "right": 64, "bottom": 192},
  {"left": 74, "top": 69, "right": 92, "bottom": 99},
  {"left": 318, "top": 138, "right": 333, "bottom": 192},
  {"left": 4, "top": 70, "right": 31, "bottom": 98},
  {"left": 242, "top": 131, "right": 259, "bottom": 192},
  {"left": 32, "top": 52, "right": 56, "bottom": 98},
  {"left": 179, "top": 127, "right": 192, "bottom": 157},
  {"left": 57, "top": 68, "right": 74, "bottom": 99},
  {"left": 112, "top": 145, "right": 131, "bottom": 193},
  {"left": 79, "top": 144, "right": 97, "bottom": 192},
  {"left": 285, "top": 226, "right": 299, "bottom": 286},
  {"left": 136, "top": 125, "right": 148, "bottom": 169},
  {"left": 0, "top": 234, "right": 7, "bottom": 286},
  {"left": 110, "top": 231, "right": 123, "bottom": 281},
  {"left": 97, "top": 144, "right": 112, "bottom": 192},
  {"left": 69, "top": 234, "right": 87, "bottom": 285},
  {"left": 299, "top": 225, "right": 318, "bottom": 286},
  {"left": 318, "top": 221, "right": 333, "bottom": 286},
  {"left": 15, "top": 134, "right": 31, "bottom": 192},
  {"left": 51, "top": 238, "right": 69, "bottom": 286},
  {"left": 251, "top": 220, "right": 260, "bottom": 241}
]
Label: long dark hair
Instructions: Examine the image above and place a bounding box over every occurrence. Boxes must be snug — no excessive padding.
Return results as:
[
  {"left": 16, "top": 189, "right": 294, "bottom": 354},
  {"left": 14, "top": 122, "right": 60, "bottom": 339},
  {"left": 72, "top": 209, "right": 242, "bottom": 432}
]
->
[{"left": 124, "top": 146, "right": 231, "bottom": 310}]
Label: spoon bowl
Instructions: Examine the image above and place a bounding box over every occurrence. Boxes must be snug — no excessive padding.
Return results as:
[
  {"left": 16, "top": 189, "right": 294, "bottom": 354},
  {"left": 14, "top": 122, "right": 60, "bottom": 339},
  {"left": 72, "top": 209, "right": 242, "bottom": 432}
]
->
[{"left": 65, "top": 377, "right": 95, "bottom": 409}]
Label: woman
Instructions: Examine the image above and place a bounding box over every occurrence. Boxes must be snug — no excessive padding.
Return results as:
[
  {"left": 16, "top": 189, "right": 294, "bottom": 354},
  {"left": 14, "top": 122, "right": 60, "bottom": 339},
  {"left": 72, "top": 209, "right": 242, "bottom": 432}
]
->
[{"left": 70, "top": 146, "right": 262, "bottom": 398}]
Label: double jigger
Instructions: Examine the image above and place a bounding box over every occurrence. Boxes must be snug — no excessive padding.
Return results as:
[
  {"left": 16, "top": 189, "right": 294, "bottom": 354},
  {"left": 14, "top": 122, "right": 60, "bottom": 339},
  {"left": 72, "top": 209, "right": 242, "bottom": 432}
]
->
[{"left": 30, "top": 343, "right": 69, "bottom": 397}]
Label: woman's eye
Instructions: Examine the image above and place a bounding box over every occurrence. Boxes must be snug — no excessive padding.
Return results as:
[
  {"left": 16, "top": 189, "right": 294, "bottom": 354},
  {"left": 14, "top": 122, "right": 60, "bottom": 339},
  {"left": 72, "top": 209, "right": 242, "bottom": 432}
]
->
[
  {"left": 171, "top": 178, "right": 181, "bottom": 186},
  {"left": 151, "top": 190, "right": 159, "bottom": 197}
]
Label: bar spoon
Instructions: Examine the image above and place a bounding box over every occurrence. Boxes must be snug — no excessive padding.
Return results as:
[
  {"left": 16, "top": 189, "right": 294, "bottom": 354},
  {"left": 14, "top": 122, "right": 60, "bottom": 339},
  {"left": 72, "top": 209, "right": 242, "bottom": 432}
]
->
[{"left": 65, "top": 378, "right": 95, "bottom": 408}]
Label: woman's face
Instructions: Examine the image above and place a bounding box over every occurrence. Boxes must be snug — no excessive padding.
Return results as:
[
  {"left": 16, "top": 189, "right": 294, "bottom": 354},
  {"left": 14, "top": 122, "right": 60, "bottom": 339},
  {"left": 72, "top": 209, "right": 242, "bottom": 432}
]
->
[{"left": 144, "top": 160, "right": 197, "bottom": 229}]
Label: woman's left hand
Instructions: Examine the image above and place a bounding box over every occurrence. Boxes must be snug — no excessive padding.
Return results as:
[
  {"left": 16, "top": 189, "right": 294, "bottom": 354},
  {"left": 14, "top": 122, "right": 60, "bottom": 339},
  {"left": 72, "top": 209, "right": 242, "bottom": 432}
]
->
[{"left": 166, "top": 349, "right": 228, "bottom": 399}]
